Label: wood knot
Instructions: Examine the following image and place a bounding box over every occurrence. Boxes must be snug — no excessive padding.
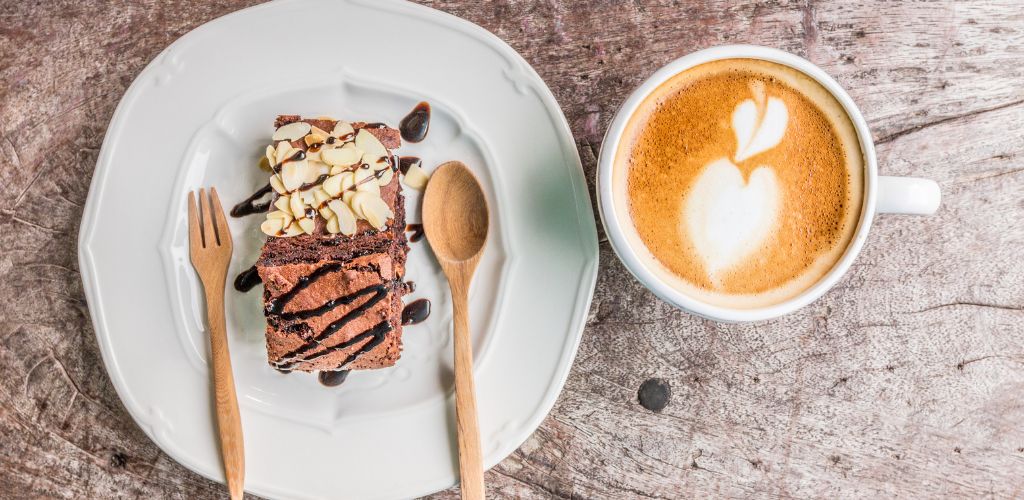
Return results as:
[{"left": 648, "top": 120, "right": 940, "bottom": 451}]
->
[
  {"left": 638, "top": 378, "right": 671, "bottom": 413},
  {"left": 109, "top": 451, "right": 128, "bottom": 469}
]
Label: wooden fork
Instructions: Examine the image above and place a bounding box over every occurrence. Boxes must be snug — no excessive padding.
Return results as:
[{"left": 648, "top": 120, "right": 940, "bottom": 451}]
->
[{"left": 187, "top": 187, "right": 245, "bottom": 500}]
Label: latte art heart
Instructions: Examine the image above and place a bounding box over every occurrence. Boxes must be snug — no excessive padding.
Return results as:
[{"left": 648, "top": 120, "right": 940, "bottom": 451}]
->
[
  {"left": 733, "top": 96, "right": 788, "bottom": 162},
  {"left": 683, "top": 87, "right": 790, "bottom": 283},
  {"left": 683, "top": 159, "right": 780, "bottom": 281}
]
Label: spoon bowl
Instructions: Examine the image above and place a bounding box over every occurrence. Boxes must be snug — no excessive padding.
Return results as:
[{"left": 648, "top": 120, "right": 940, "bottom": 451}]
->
[{"left": 422, "top": 161, "right": 489, "bottom": 264}]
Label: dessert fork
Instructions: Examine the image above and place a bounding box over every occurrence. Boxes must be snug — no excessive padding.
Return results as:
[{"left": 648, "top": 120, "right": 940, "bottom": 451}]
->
[{"left": 187, "top": 187, "right": 245, "bottom": 500}]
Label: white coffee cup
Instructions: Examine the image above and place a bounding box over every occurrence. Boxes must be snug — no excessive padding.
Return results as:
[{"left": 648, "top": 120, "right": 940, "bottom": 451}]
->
[{"left": 597, "top": 45, "right": 940, "bottom": 322}]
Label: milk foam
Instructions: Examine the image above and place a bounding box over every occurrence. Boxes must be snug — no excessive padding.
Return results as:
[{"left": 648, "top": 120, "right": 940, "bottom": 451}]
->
[
  {"left": 684, "top": 159, "right": 780, "bottom": 283},
  {"left": 684, "top": 87, "right": 788, "bottom": 282},
  {"left": 733, "top": 97, "right": 788, "bottom": 162}
]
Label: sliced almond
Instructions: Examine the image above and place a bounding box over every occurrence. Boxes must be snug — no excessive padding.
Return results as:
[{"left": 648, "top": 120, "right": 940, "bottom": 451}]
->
[
  {"left": 283, "top": 221, "right": 304, "bottom": 237},
  {"left": 280, "top": 160, "right": 306, "bottom": 191},
  {"left": 351, "top": 192, "right": 393, "bottom": 230},
  {"left": 273, "top": 121, "right": 311, "bottom": 141},
  {"left": 260, "top": 217, "right": 284, "bottom": 236},
  {"left": 329, "top": 165, "right": 349, "bottom": 176},
  {"left": 376, "top": 167, "right": 394, "bottom": 186},
  {"left": 362, "top": 151, "right": 390, "bottom": 171},
  {"left": 319, "top": 205, "right": 334, "bottom": 220},
  {"left": 321, "top": 146, "right": 362, "bottom": 167},
  {"left": 289, "top": 194, "right": 305, "bottom": 220},
  {"left": 299, "top": 189, "right": 317, "bottom": 206},
  {"left": 310, "top": 125, "right": 330, "bottom": 137},
  {"left": 355, "top": 129, "right": 387, "bottom": 161},
  {"left": 312, "top": 187, "right": 331, "bottom": 206},
  {"left": 347, "top": 195, "right": 365, "bottom": 219},
  {"left": 323, "top": 173, "right": 343, "bottom": 196},
  {"left": 340, "top": 171, "right": 357, "bottom": 205},
  {"left": 265, "top": 144, "right": 276, "bottom": 165},
  {"left": 274, "top": 195, "right": 291, "bottom": 215},
  {"left": 403, "top": 161, "right": 430, "bottom": 191},
  {"left": 269, "top": 174, "right": 287, "bottom": 194},
  {"left": 301, "top": 161, "right": 322, "bottom": 184},
  {"left": 332, "top": 121, "right": 355, "bottom": 139},
  {"left": 267, "top": 209, "right": 293, "bottom": 228},
  {"left": 266, "top": 210, "right": 288, "bottom": 220},
  {"left": 325, "top": 215, "right": 341, "bottom": 234},
  {"left": 274, "top": 141, "right": 292, "bottom": 164},
  {"left": 304, "top": 133, "right": 325, "bottom": 147},
  {"left": 297, "top": 217, "right": 316, "bottom": 235},
  {"left": 328, "top": 199, "right": 358, "bottom": 235},
  {"left": 354, "top": 167, "right": 380, "bottom": 196}
]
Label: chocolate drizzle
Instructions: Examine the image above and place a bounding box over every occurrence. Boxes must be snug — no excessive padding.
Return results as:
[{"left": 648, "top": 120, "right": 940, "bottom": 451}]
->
[
  {"left": 399, "top": 102, "right": 431, "bottom": 143},
  {"left": 398, "top": 156, "right": 421, "bottom": 176},
  {"left": 271, "top": 149, "right": 306, "bottom": 174},
  {"left": 277, "top": 320, "right": 392, "bottom": 370},
  {"left": 402, "top": 299, "right": 431, "bottom": 325},
  {"left": 405, "top": 223, "right": 425, "bottom": 243},
  {"left": 230, "top": 184, "right": 274, "bottom": 217},
  {"left": 265, "top": 263, "right": 344, "bottom": 315},
  {"left": 231, "top": 147, "right": 311, "bottom": 218},
  {"left": 266, "top": 261, "right": 401, "bottom": 370},
  {"left": 234, "top": 265, "right": 262, "bottom": 292},
  {"left": 278, "top": 283, "right": 386, "bottom": 322},
  {"left": 318, "top": 370, "right": 350, "bottom": 386}
]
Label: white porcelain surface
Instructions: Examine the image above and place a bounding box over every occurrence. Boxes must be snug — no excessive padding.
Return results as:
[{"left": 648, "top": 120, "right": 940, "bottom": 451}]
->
[
  {"left": 78, "top": 1, "right": 598, "bottom": 498},
  {"left": 597, "top": 45, "right": 939, "bottom": 323}
]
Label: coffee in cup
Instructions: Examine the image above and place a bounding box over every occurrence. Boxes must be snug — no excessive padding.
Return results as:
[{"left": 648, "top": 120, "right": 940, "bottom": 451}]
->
[{"left": 615, "top": 58, "right": 864, "bottom": 308}]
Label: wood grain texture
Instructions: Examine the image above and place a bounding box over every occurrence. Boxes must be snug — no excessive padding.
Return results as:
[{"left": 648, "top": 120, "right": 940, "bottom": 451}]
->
[{"left": 0, "top": 0, "right": 1021, "bottom": 498}]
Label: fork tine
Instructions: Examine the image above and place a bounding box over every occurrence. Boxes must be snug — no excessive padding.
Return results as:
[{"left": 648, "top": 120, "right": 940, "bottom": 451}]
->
[
  {"left": 209, "top": 187, "right": 232, "bottom": 248},
  {"left": 199, "top": 188, "right": 218, "bottom": 247},
  {"left": 188, "top": 191, "right": 202, "bottom": 249}
]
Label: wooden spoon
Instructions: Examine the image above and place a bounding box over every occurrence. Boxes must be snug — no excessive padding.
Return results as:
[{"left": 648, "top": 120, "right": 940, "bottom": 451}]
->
[{"left": 422, "top": 161, "right": 489, "bottom": 500}]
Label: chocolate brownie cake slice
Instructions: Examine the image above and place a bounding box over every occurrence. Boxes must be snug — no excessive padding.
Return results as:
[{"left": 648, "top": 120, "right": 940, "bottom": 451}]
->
[{"left": 254, "top": 116, "right": 410, "bottom": 372}]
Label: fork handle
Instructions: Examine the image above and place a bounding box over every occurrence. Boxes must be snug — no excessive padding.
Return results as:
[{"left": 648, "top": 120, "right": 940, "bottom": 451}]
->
[{"left": 203, "top": 280, "right": 245, "bottom": 500}]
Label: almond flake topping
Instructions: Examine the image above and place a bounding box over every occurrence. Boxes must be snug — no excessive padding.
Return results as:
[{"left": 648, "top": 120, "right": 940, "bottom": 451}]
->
[{"left": 258, "top": 119, "right": 430, "bottom": 238}]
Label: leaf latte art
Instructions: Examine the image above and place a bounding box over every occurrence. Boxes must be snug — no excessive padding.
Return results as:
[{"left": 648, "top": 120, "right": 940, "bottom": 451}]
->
[{"left": 618, "top": 58, "right": 864, "bottom": 308}]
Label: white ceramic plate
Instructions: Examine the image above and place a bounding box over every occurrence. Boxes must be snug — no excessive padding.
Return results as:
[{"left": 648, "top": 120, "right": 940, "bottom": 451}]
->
[{"left": 77, "top": 1, "right": 598, "bottom": 498}]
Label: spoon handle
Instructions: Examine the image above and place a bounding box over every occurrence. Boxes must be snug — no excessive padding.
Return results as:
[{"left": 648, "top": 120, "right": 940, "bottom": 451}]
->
[{"left": 451, "top": 279, "right": 485, "bottom": 499}]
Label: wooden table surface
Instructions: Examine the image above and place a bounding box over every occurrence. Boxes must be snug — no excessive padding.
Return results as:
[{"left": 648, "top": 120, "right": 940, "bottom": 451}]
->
[{"left": 2, "top": 0, "right": 1022, "bottom": 498}]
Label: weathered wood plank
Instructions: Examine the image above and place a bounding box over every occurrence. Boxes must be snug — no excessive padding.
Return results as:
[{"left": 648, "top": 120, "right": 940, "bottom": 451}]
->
[{"left": 1, "top": 0, "right": 1021, "bottom": 498}]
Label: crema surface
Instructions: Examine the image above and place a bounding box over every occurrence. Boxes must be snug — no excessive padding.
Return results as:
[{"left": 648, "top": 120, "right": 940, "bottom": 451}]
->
[{"left": 617, "top": 58, "right": 864, "bottom": 308}]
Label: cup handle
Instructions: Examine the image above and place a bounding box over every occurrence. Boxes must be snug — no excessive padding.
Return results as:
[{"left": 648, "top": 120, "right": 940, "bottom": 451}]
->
[{"left": 876, "top": 176, "right": 941, "bottom": 215}]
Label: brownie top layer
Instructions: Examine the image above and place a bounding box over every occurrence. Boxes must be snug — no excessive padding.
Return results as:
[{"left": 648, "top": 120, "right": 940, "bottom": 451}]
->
[
  {"left": 275, "top": 115, "right": 402, "bottom": 150},
  {"left": 257, "top": 116, "right": 408, "bottom": 267}
]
